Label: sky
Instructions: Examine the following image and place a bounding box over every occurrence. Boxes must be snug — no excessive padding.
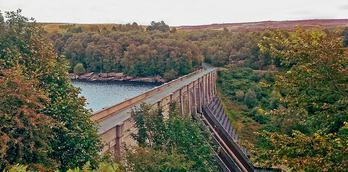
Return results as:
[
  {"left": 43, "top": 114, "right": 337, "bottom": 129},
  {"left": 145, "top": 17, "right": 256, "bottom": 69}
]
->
[{"left": 0, "top": 0, "right": 347, "bottom": 26}]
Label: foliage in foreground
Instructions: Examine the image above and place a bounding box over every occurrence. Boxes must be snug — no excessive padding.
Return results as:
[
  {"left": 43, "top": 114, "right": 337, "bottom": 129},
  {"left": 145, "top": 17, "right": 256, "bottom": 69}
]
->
[
  {"left": 256, "top": 28, "right": 348, "bottom": 171},
  {"left": 4, "top": 162, "right": 122, "bottom": 172},
  {"left": 0, "top": 10, "right": 101, "bottom": 171},
  {"left": 128, "top": 104, "right": 218, "bottom": 172},
  {"left": 126, "top": 147, "right": 191, "bottom": 172}
]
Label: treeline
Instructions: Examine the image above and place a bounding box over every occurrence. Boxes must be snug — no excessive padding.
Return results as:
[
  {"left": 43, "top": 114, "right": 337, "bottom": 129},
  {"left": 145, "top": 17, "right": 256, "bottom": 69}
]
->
[
  {"left": 48, "top": 22, "right": 203, "bottom": 80},
  {"left": 47, "top": 22, "right": 276, "bottom": 80}
]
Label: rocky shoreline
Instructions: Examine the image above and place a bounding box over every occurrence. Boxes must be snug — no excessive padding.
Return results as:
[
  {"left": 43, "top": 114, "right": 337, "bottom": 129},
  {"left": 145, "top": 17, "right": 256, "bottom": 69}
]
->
[{"left": 69, "top": 72, "right": 166, "bottom": 84}]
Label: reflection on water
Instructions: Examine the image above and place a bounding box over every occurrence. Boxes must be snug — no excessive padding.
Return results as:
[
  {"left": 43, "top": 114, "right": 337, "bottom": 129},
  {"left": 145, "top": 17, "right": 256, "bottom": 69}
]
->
[{"left": 72, "top": 81, "right": 157, "bottom": 112}]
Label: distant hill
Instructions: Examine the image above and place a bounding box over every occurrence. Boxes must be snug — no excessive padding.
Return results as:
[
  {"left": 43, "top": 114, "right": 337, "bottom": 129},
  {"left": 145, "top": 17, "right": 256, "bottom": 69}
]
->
[
  {"left": 41, "top": 19, "right": 348, "bottom": 33},
  {"left": 176, "top": 19, "right": 348, "bottom": 32},
  {"left": 41, "top": 23, "right": 146, "bottom": 33}
]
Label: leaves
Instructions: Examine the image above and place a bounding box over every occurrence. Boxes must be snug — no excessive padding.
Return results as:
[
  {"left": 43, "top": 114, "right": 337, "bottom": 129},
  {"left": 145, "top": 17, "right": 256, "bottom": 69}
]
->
[
  {"left": 0, "top": 66, "right": 57, "bottom": 170},
  {"left": 256, "top": 28, "right": 348, "bottom": 171},
  {"left": 129, "top": 104, "right": 218, "bottom": 172},
  {"left": 0, "top": 10, "right": 101, "bottom": 170}
]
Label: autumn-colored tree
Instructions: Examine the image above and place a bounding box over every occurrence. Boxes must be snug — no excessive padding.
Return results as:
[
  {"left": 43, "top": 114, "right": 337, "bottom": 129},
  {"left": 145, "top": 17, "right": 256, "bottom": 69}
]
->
[{"left": 0, "top": 67, "right": 57, "bottom": 170}]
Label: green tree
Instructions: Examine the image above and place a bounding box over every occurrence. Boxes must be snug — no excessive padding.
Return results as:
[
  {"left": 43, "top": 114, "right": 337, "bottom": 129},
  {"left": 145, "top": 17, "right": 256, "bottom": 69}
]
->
[
  {"left": 130, "top": 104, "right": 218, "bottom": 172},
  {"left": 126, "top": 147, "right": 191, "bottom": 172},
  {"left": 244, "top": 89, "right": 257, "bottom": 108},
  {"left": 146, "top": 21, "right": 170, "bottom": 32},
  {"left": 73, "top": 63, "right": 86, "bottom": 74},
  {"left": 163, "top": 69, "right": 179, "bottom": 81},
  {"left": 0, "top": 10, "right": 101, "bottom": 170},
  {"left": 5, "top": 161, "right": 123, "bottom": 172},
  {"left": 258, "top": 28, "right": 348, "bottom": 171},
  {"left": 343, "top": 27, "right": 348, "bottom": 47}
]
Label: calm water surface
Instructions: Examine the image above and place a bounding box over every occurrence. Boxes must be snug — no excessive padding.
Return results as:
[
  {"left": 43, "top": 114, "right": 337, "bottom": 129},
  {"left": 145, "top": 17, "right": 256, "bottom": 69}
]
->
[{"left": 73, "top": 81, "right": 157, "bottom": 112}]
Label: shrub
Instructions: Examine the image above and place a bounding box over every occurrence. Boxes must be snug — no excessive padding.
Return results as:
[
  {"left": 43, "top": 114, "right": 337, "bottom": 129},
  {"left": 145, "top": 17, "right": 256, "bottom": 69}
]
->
[
  {"left": 235, "top": 90, "right": 245, "bottom": 101},
  {"left": 244, "top": 89, "right": 257, "bottom": 108},
  {"left": 73, "top": 63, "right": 86, "bottom": 74}
]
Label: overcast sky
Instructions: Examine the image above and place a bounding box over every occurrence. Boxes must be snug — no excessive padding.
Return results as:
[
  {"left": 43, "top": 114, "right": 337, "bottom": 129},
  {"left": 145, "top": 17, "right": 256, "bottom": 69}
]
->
[{"left": 1, "top": 0, "right": 347, "bottom": 26}]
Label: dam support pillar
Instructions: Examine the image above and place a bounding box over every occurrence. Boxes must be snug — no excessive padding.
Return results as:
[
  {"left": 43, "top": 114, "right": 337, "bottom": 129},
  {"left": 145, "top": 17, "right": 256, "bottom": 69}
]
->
[
  {"left": 198, "top": 78, "right": 203, "bottom": 113},
  {"left": 115, "top": 124, "right": 123, "bottom": 159},
  {"left": 208, "top": 73, "right": 211, "bottom": 102},
  {"left": 192, "top": 81, "right": 197, "bottom": 115},
  {"left": 187, "top": 85, "right": 191, "bottom": 116},
  {"left": 179, "top": 88, "right": 184, "bottom": 115}
]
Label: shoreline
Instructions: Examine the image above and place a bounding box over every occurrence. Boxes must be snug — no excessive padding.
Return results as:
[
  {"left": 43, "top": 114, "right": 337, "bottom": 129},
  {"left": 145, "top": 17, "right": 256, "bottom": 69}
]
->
[
  {"left": 69, "top": 72, "right": 166, "bottom": 85},
  {"left": 71, "top": 79, "right": 162, "bottom": 86}
]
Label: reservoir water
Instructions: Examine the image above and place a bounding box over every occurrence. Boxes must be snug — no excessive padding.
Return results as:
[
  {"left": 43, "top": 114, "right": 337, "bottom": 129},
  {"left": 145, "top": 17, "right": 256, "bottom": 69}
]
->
[{"left": 72, "top": 81, "right": 157, "bottom": 112}]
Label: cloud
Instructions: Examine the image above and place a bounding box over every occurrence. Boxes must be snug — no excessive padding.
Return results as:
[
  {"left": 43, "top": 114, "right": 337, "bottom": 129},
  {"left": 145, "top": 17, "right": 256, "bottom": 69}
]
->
[
  {"left": 292, "top": 10, "right": 312, "bottom": 15},
  {"left": 339, "top": 4, "right": 348, "bottom": 10},
  {"left": 288, "top": 10, "right": 332, "bottom": 19}
]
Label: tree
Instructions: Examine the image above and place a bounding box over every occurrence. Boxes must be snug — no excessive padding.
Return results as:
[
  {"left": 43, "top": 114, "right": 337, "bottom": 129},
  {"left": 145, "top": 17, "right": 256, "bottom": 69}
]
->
[
  {"left": 0, "top": 10, "right": 101, "bottom": 170},
  {"left": 170, "top": 27, "right": 177, "bottom": 33},
  {"left": 163, "top": 69, "right": 179, "bottom": 81},
  {"left": 244, "top": 89, "right": 257, "bottom": 108},
  {"left": 73, "top": 63, "right": 86, "bottom": 74},
  {"left": 258, "top": 28, "right": 348, "bottom": 170},
  {"left": 146, "top": 21, "right": 170, "bottom": 32},
  {"left": 5, "top": 161, "right": 123, "bottom": 172},
  {"left": 258, "top": 127, "right": 348, "bottom": 171},
  {"left": 0, "top": 67, "right": 58, "bottom": 170},
  {"left": 343, "top": 27, "right": 348, "bottom": 47},
  {"left": 129, "top": 104, "right": 218, "bottom": 172},
  {"left": 126, "top": 147, "right": 192, "bottom": 172}
]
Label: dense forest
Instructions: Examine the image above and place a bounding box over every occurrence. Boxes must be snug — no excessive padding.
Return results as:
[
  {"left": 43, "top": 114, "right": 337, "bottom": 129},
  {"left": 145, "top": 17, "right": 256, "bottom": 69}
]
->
[
  {"left": 1, "top": 9, "right": 348, "bottom": 171},
  {"left": 46, "top": 22, "right": 273, "bottom": 81},
  {"left": 47, "top": 23, "right": 203, "bottom": 81}
]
